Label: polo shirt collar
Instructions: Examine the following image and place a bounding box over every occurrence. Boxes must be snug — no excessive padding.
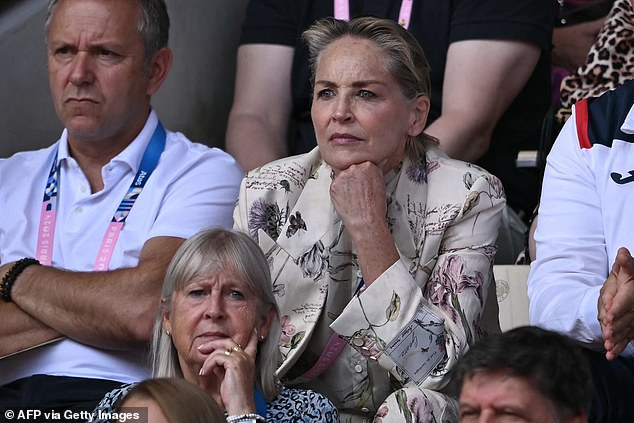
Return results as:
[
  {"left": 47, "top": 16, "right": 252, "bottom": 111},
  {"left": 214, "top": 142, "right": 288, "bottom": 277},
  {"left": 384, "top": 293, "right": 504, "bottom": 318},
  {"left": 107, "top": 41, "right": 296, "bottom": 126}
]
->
[{"left": 55, "top": 110, "right": 160, "bottom": 173}]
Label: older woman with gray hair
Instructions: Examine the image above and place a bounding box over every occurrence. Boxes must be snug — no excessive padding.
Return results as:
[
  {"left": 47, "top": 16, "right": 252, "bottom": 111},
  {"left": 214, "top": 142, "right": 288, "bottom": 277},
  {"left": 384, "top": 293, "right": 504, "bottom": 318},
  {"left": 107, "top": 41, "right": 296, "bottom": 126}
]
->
[
  {"left": 91, "top": 229, "right": 337, "bottom": 423},
  {"left": 234, "top": 16, "right": 505, "bottom": 422}
]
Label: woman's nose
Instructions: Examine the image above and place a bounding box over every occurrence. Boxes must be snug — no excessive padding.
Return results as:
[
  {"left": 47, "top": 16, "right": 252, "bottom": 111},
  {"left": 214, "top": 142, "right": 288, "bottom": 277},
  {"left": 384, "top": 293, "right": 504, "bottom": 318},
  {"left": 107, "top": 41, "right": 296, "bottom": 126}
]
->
[
  {"left": 332, "top": 97, "right": 353, "bottom": 122},
  {"left": 204, "top": 294, "right": 225, "bottom": 320}
]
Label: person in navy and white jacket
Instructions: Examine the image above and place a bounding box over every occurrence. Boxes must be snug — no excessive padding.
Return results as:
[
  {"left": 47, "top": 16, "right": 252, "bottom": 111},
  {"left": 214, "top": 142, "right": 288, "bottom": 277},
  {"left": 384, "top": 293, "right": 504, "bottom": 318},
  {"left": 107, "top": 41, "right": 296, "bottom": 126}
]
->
[{"left": 528, "top": 79, "right": 634, "bottom": 423}]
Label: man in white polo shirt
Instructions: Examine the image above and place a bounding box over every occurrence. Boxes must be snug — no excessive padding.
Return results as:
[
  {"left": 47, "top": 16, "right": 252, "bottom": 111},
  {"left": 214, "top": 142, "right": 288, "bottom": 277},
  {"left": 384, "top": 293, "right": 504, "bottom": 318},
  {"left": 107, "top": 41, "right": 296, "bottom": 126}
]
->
[{"left": 0, "top": 0, "right": 242, "bottom": 412}]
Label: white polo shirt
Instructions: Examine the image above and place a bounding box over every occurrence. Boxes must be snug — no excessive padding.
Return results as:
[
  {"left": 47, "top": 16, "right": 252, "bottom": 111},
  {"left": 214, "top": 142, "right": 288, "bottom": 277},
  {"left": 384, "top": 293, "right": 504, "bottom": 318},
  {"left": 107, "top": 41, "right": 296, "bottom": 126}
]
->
[{"left": 0, "top": 111, "right": 244, "bottom": 385}]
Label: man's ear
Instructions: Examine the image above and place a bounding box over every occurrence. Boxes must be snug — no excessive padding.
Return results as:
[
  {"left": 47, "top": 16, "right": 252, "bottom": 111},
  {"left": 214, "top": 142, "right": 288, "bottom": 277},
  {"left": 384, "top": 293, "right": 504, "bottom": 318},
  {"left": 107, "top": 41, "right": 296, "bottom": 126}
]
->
[
  {"left": 407, "top": 95, "right": 430, "bottom": 137},
  {"left": 146, "top": 47, "right": 173, "bottom": 96}
]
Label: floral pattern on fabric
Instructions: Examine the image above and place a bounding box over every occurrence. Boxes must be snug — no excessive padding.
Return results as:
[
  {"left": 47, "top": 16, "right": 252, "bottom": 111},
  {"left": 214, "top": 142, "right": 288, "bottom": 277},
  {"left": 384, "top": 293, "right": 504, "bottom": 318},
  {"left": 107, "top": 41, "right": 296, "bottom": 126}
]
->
[
  {"left": 375, "top": 387, "right": 458, "bottom": 423},
  {"left": 248, "top": 198, "right": 287, "bottom": 240},
  {"left": 425, "top": 255, "right": 484, "bottom": 346},
  {"left": 234, "top": 146, "right": 505, "bottom": 422},
  {"left": 89, "top": 384, "right": 339, "bottom": 423}
]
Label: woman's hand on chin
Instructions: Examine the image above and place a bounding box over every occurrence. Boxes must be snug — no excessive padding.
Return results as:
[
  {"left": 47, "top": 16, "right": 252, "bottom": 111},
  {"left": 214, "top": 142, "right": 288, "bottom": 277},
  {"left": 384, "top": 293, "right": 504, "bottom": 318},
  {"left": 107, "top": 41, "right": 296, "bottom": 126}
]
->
[
  {"left": 197, "top": 329, "right": 259, "bottom": 415},
  {"left": 330, "top": 161, "right": 387, "bottom": 238},
  {"left": 330, "top": 161, "right": 400, "bottom": 285}
]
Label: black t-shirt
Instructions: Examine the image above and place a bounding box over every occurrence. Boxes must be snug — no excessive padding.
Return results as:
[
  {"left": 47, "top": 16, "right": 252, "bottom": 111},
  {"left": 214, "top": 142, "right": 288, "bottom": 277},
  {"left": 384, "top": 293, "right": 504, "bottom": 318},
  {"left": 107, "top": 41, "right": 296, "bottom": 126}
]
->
[{"left": 240, "top": 0, "right": 553, "bottom": 217}]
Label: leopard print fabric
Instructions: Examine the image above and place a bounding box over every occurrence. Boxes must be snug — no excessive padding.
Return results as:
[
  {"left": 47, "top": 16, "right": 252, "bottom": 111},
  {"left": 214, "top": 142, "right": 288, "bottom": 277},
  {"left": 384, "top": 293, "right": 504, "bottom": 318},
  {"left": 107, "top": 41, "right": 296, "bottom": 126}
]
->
[{"left": 556, "top": 0, "right": 634, "bottom": 123}]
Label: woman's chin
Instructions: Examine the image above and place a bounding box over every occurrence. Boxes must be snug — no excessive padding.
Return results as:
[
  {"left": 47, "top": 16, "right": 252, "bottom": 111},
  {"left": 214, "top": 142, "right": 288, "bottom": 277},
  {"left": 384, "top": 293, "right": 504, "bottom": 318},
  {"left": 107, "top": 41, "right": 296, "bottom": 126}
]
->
[{"left": 325, "top": 156, "right": 367, "bottom": 172}]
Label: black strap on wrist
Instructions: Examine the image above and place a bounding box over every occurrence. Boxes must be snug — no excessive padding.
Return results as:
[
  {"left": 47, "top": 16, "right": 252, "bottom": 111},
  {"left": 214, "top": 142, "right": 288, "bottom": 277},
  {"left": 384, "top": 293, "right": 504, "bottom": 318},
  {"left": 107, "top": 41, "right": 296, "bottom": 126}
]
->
[{"left": 1, "top": 258, "right": 40, "bottom": 302}]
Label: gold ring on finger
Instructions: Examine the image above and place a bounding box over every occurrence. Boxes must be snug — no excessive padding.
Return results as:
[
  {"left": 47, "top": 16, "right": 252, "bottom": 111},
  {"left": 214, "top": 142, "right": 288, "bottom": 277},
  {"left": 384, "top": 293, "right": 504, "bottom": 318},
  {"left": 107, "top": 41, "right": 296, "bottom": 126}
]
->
[{"left": 224, "top": 348, "right": 232, "bottom": 356}]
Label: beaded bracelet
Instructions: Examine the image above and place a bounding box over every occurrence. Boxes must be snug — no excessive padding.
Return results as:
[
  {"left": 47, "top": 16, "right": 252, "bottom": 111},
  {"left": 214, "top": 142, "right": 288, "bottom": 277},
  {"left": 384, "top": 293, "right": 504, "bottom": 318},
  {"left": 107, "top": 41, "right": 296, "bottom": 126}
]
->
[
  {"left": 0, "top": 258, "right": 40, "bottom": 302},
  {"left": 226, "top": 413, "right": 266, "bottom": 423}
]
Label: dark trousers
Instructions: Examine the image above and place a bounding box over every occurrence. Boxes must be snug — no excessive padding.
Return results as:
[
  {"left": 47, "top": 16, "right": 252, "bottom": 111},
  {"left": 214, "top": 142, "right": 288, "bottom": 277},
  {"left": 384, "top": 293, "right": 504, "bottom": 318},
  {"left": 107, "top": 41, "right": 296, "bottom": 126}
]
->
[
  {"left": 586, "top": 350, "right": 634, "bottom": 423},
  {"left": 0, "top": 374, "right": 122, "bottom": 422}
]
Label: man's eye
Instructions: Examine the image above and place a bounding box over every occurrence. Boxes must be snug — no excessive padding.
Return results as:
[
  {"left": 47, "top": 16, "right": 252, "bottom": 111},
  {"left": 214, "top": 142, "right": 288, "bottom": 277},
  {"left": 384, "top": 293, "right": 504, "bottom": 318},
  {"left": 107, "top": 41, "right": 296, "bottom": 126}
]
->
[
  {"left": 498, "top": 410, "right": 524, "bottom": 422},
  {"left": 458, "top": 411, "right": 479, "bottom": 421},
  {"left": 55, "top": 46, "right": 74, "bottom": 57},
  {"left": 358, "top": 90, "right": 375, "bottom": 98}
]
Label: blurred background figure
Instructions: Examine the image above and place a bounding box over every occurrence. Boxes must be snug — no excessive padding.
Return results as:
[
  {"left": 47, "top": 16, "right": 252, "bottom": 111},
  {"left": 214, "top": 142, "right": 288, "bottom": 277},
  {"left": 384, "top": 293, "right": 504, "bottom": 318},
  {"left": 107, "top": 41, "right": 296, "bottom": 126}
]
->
[
  {"left": 555, "top": 0, "right": 634, "bottom": 122},
  {"left": 541, "top": 0, "right": 634, "bottom": 163},
  {"left": 116, "top": 378, "right": 226, "bottom": 423},
  {"left": 552, "top": 0, "right": 613, "bottom": 85}
]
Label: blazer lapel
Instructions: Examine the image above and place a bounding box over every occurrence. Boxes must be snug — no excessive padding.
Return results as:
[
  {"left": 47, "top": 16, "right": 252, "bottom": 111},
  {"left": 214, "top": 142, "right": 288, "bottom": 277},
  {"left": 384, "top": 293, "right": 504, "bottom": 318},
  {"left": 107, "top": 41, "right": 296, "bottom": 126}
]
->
[
  {"left": 275, "top": 160, "right": 339, "bottom": 260},
  {"left": 255, "top": 158, "right": 343, "bottom": 377},
  {"left": 388, "top": 157, "right": 425, "bottom": 274}
]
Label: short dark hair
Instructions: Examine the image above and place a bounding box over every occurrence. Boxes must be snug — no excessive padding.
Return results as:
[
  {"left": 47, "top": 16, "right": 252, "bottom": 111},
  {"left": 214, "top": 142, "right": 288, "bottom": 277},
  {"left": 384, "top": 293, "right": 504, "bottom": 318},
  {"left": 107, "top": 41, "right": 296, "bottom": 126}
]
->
[
  {"left": 45, "top": 0, "right": 169, "bottom": 64},
  {"left": 454, "top": 326, "right": 592, "bottom": 420}
]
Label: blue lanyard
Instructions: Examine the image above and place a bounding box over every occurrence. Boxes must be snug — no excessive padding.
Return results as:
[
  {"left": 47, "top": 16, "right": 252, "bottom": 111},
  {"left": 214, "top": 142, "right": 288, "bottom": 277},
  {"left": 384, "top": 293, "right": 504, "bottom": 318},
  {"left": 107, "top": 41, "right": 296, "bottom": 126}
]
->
[
  {"left": 36, "top": 123, "right": 166, "bottom": 269},
  {"left": 111, "top": 123, "right": 166, "bottom": 223}
]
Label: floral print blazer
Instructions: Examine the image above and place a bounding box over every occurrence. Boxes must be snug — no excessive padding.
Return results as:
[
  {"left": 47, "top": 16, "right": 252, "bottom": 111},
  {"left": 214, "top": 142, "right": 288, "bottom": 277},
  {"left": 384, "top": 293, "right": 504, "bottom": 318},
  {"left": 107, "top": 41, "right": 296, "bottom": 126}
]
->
[{"left": 234, "top": 146, "right": 505, "bottom": 419}]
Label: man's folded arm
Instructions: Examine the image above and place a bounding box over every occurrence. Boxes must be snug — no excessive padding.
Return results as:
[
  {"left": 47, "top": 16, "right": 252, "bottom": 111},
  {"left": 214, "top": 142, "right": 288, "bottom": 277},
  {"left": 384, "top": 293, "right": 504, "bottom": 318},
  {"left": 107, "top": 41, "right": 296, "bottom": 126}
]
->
[{"left": 2, "top": 236, "right": 183, "bottom": 352}]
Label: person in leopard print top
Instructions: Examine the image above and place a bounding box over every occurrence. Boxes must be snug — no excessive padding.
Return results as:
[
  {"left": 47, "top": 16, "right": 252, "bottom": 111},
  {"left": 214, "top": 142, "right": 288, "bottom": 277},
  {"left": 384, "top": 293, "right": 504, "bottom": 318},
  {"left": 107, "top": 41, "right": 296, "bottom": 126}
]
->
[{"left": 556, "top": 0, "right": 634, "bottom": 123}]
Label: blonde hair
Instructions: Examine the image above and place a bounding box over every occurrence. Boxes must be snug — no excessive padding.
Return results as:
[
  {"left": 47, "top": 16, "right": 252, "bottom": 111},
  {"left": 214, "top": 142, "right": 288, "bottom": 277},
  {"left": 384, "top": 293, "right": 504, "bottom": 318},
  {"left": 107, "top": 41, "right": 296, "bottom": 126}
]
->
[
  {"left": 303, "top": 16, "right": 438, "bottom": 160},
  {"left": 120, "top": 378, "right": 225, "bottom": 423},
  {"left": 151, "top": 228, "right": 281, "bottom": 400}
]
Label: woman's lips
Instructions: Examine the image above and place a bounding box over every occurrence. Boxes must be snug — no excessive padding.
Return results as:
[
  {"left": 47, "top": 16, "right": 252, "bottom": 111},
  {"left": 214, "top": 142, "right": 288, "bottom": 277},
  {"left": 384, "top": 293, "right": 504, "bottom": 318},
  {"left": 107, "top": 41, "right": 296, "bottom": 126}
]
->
[
  {"left": 195, "top": 331, "right": 227, "bottom": 341},
  {"left": 329, "top": 133, "right": 361, "bottom": 143}
]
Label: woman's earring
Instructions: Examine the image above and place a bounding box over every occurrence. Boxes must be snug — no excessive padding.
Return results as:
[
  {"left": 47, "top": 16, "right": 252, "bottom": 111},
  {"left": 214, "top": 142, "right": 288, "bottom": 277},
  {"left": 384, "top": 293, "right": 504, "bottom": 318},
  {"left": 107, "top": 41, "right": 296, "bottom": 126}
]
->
[
  {"left": 259, "top": 335, "right": 265, "bottom": 342},
  {"left": 165, "top": 329, "right": 171, "bottom": 336}
]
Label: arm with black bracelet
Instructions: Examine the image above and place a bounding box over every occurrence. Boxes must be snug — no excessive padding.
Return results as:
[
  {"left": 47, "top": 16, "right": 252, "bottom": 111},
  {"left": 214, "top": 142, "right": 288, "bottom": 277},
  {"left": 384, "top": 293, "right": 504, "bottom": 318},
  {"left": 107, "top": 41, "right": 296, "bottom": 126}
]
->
[{"left": 0, "top": 259, "right": 61, "bottom": 358}]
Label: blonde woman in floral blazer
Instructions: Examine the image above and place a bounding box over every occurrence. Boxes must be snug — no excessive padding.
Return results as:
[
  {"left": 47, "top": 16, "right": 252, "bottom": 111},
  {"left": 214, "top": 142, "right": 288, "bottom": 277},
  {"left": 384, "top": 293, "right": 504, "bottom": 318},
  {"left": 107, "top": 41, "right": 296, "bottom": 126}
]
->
[{"left": 233, "top": 17, "right": 505, "bottom": 423}]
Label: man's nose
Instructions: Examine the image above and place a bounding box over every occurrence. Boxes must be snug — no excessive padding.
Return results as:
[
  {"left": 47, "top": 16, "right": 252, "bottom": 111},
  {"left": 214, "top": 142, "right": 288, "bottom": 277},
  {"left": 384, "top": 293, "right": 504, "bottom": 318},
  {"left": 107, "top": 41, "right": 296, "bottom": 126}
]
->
[
  {"left": 69, "top": 52, "right": 95, "bottom": 86},
  {"left": 477, "top": 409, "right": 495, "bottom": 423}
]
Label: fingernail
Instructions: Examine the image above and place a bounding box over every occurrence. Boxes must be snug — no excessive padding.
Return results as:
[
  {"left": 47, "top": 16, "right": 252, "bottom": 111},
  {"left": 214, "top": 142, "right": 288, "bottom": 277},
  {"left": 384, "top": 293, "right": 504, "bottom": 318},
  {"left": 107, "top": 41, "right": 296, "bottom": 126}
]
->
[{"left": 199, "top": 368, "right": 204, "bottom": 375}]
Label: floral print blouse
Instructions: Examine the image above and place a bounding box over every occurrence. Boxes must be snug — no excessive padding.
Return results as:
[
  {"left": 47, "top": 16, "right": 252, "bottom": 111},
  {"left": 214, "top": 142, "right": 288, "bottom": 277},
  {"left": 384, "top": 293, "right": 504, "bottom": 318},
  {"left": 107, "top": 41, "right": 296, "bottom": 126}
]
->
[{"left": 234, "top": 146, "right": 505, "bottom": 422}]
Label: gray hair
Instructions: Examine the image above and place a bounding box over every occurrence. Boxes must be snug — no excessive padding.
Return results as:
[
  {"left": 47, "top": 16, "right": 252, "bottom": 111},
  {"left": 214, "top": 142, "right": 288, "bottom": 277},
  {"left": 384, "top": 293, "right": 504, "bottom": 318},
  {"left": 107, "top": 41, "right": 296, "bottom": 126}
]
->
[
  {"left": 45, "top": 0, "right": 169, "bottom": 65},
  {"left": 303, "top": 16, "right": 437, "bottom": 160},
  {"left": 151, "top": 228, "right": 281, "bottom": 400}
]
